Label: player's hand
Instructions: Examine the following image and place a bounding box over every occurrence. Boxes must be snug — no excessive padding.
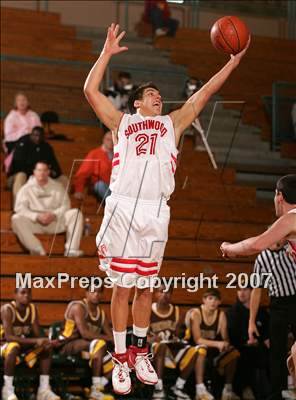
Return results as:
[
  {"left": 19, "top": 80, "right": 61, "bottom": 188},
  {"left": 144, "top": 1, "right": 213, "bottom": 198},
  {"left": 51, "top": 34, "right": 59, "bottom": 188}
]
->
[
  {"left": 102, "top": 23, "right": 128, "bottom": 56},
  {"left": 217, "top": 340, "right": 229, "bottom": 352},
  {"left": 248, "top": 321, "right": 259, "bottom": 344},
  {"left": 36, "top": 338, "right": 50, "bottom": 347},
  {"left": 230, "top": 36, "right": 251, "bottom": 66},
  {"left": 74, "top": 192, "right": 84, "bottom": 201},
  {"left": 220, "top": 242, "right": 235, "bottom": 258}
]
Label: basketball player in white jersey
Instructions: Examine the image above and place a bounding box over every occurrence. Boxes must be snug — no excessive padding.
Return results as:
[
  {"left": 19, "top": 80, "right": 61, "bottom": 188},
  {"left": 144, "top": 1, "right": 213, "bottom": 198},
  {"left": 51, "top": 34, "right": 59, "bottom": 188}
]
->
[
  {"left": 84, "top": 23, "right": 249, "bottom": 395},
  {"left": 221, "top": 174, "right": 296, "bottom": 260}
]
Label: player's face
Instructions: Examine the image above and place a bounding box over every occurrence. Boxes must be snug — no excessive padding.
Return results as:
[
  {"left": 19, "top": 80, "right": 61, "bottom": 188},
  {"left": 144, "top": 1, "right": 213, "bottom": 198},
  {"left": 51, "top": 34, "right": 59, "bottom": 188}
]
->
[
  {"left": 155, "top": 285, "right": 172, "bottom": 305},
  {"left": 86, "top": 287, "right": 103, "bottom": 305},
  {"left": 15, "top": 288, "right": 31, "bottom": 305},
  {"left": 237, "top": 288, "right": 251, "bottom": 304},
  {"left": 138, "top": 88, "right": 162, "bottom": 116},
  {"left": 274, "top": 189, "right": 284, "bottom": 217},
  {"left": 203, "top": 295, "right": 220, "bottom": 311}
]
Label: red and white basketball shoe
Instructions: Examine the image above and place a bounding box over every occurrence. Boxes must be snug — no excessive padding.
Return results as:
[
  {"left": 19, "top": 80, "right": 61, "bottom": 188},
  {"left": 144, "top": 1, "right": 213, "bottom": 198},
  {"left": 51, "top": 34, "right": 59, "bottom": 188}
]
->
[
  {"left": 128, "top": 345, "right": 158, "bottom": 385},
  {"left": 111, "top": 352, "right": 131, "bottom": 395}
]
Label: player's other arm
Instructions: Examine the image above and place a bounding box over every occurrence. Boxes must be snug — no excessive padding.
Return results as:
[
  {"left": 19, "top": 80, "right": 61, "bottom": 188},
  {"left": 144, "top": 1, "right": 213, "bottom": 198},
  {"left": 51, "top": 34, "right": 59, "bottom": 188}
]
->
[
  {"left": 83, "top": 23, "right": 128, "bottom": 131},
  {"left": 72, "top": 304, "right": 102, "bottom": 341},
  {"left": 248, "top": 287, "right": 262, "bottom": 343},
  {"left": 220, "top": 213, "right": 295, "bottom": 258},
  {"left": 171, "top": 40, "right": 250, "bottom": 144}
]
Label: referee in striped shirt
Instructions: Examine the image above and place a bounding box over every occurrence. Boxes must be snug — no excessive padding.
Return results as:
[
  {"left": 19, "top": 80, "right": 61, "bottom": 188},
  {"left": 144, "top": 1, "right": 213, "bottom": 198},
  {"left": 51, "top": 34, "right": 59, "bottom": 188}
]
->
[{"left": 249, "top": 246, "right": 296, "bottom": 400}]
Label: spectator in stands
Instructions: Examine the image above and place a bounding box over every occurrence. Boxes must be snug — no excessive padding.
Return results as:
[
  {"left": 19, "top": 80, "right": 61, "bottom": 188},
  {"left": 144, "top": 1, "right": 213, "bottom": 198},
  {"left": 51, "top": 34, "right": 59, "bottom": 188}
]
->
[
  {"left": 59, "top": 285, "right": 113, "bottom": 400},
  {"left": 105, "top": 72, "right": 135, "bottom": 113},
  {"left": 1, "top": 287, "right": 60, "bottom": 400},
  {"left": 73, "top": 131, "right": 113, "bottom": 201},
  {"left": 227, "top": 287, "right": 270, "bottom": 399},
  {"left": 144, "top": 0, "right": 179, "bottom": 37},
  {"left": 183, "top": 77, "right": 204, "bottom": 100},
  {"left": 11, "top": 161, "right": 83, "bottom": 257},
  {"left": 3, "top": 92, "right": 41, "bottom": 154},
  {"left": 7, "top": 126, "right": 68, "bottom": 203},
  {"left": 185, "top": 289, "right": 240, "bottom": 400},
  {"left": 150, "top": 283, "right": 199, "bottom": 400}
]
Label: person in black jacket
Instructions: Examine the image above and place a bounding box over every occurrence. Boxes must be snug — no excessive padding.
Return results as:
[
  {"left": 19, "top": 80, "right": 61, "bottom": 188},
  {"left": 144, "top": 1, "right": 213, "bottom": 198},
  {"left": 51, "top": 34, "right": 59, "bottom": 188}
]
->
[
  {"left": 8, "top": 126, "right": 68, "bottom": 202},
  {"left": 227, "top": 288, "right": 270, "bottom": 399}
]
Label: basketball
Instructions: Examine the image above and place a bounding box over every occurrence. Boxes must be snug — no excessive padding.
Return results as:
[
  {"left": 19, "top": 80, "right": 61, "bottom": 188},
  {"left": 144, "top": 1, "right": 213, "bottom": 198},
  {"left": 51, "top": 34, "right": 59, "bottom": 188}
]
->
[{"left": 210, "top": 16, "right": 250, "bottom": 54}]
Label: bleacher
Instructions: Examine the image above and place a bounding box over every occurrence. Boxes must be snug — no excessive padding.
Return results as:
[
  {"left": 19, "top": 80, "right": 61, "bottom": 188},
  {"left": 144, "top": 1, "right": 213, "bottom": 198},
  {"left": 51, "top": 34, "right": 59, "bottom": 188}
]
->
[
  {"left": 154, "top": 27, "right": 296, "bottom": 146},
  {"left": 0, "top": 4, "right": 275, "bottom": 324},
  {"left": 0, "top": 6, "right": 277, "bottom": 398}
]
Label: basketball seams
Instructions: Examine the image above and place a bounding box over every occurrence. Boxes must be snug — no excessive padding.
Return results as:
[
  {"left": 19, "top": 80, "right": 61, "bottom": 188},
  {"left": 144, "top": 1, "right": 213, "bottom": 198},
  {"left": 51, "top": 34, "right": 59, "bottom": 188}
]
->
[
  {"left": 227, "top": 17, "right": 240, "bottom": 52},
  {"left": 217, "top": 20, "right": 235, "bottom": 54}
]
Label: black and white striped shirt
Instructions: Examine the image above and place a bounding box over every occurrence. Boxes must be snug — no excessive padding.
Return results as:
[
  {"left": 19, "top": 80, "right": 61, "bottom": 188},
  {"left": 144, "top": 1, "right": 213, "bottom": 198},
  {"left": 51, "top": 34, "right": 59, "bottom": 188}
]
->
[{"left": 254, "top": 246, "right": 296, "bottom": 297}]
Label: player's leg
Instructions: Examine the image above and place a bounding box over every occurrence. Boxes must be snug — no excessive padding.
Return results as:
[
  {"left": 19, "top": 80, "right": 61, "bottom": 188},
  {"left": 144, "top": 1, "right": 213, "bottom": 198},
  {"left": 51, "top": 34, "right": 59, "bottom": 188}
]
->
[
  {"left": 89, "top": 340, "right": 114, "bottom": 400},
  {"left": 1, "top": 343, "right": 21, "bottom": 400},
  {"left": 195, "top": 347, "right": 214, "bottom": 400},
  {"left": 171, "top": 346, "right": 197, "bottom": 400},
  {"left": 152, "top": 343, "right": 168, "bottom": 399},
  {"left": 128, "top": 286, "right": 158, "bottom": 385},
  {"left": 218, "top": 350, "right": 240, "bottom": 400},
  {"left": 37, "top": 347, "right": 60, "bottom": 400},
  {"left": 110, "top": 284, "right": 132, "bottom": 395}
]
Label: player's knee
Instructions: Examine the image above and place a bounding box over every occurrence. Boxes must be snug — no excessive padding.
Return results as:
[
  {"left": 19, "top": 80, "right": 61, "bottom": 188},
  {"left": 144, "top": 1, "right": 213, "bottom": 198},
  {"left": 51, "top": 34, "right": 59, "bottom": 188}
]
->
[
  {"left": 5, "top": 343, "right": 21, "bottom": 360},
  {"left": 113, "top": 285, "right": 131, "bottom": 301},
  {"left": 134, "top": 286, "right": 152, "bottom": 301},
  {"left": 156, "top": 342, "right": 168, "bottom": 355}
]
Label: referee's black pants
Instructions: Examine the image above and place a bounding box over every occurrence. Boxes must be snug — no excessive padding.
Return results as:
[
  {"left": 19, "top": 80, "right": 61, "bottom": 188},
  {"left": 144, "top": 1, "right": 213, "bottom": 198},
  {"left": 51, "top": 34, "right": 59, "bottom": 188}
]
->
[{"left": 269, "top": 295, "right": 296, "bottom": 400}]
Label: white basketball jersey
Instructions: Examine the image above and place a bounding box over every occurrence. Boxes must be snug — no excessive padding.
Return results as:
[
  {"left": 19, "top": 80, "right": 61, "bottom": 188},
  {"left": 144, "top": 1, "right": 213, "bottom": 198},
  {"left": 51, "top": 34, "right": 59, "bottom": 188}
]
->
[{"left": 110, "top": 113, "right": 178, "bottom": 200}]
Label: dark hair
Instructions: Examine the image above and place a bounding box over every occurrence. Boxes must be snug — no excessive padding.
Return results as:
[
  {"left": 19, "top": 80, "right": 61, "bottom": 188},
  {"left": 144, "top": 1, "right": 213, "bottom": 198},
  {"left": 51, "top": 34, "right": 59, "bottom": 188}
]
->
[
  {"left": 34, "top": 160, "right": 50, "bottom": 169},
  {"left": 31, "top": 126, "right": 45, "bottom": 135},
  {"left": 15, "top": 287, "right": 32, "bottom": 293},
  {"left": 85, "top": 281, "right": 104, "bottom": 292},
  {"left": 118, "top": 71, "right": 131, "bottom": 80},
  {"left": 128, "top": 82, "right": 160, "bottom": 114},
  {"left": 276, "top": 174, "right": 296, "bottom": 204},
  {"left": 203, "top": 288, "right": 221, "bottom": 300}
]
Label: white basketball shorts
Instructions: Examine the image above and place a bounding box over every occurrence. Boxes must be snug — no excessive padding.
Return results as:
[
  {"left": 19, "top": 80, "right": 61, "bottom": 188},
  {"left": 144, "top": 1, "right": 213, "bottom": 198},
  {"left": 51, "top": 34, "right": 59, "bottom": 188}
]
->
[{"left": 96, "top": 193, "right": 170, "bottom": 288}]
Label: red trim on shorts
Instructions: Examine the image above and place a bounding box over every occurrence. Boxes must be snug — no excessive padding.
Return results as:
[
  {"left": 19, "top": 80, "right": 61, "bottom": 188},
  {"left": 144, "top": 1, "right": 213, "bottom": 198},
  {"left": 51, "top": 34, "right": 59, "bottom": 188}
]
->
[
  {"left": 171, "top": 153, "right": 177, "bottom": 163},
  {"left": 113, "top": 152, "right": 119, "bottom": 159},
  {"left": 112, "top": 258, "right": 138, "bottom": 265},
  {"left": 136, "top": 268, "right": 158, "bottom": 276},
  {"left": 111, "top": 264, "right": 137, "bottom": 273},
  {"left": 137, "top": 260, "right": 158, "bottom": 268},
  {"left": 112, "top": 160, "right": 120, "bottom": 167},
  {"left": 111, "top": 264, "right": 158, "bottom": 276},
  {"left": 112, "top": 258, "right": 158, "bottom": 268}
]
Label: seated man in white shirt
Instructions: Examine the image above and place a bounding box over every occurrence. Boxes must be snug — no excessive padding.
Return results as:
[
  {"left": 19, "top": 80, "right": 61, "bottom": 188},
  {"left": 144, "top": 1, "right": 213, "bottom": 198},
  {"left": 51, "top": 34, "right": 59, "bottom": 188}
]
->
[{"left": 11, "top": 161, "right": 83, "bottom": 257}]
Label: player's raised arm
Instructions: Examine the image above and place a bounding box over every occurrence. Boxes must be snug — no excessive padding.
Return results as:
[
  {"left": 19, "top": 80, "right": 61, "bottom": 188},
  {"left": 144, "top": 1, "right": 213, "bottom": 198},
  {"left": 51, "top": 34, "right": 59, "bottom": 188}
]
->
[
  {"left": 84, "top": 23, "right": 128, "bottom": 131},
  {"left": 220, "top": 212, "right": 296, "bottom": 258},
  {"left": 171, "top": 39, "right": 250, "bottom": 144}
]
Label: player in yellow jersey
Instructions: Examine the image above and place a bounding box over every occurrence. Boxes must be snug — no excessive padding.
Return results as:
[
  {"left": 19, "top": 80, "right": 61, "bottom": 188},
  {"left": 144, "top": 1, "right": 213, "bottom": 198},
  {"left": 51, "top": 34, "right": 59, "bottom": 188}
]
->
[
  {"left": 0, "top": 288, "right": 60, "bottom": 400},
  {"left": 59, "top": 285, "right": 113, "bottom": 400}
]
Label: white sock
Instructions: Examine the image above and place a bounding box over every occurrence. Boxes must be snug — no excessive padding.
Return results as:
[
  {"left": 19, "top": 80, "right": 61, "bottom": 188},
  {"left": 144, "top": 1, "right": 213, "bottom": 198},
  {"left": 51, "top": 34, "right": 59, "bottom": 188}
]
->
[
  {"left": 176, "top": 377, "right": 186, "bottom": 389},
  {"left": 133, "top": 325, "right": 148, "bottom": 337},
  {"left": 155, "top": 379, "right": 163, "bottom": 391},
  {"left": 113, "top": 330, "right": 127, "bottom": 354},
  {"left": 4, "top": 376, "right": 14, "bottom": 393},
  {"left": 39, "top": 375, "right": 50, "bottom": 390},
  {"left": 92, "top": 376, "right": 107, "bottom": 387},
  {"left": 224, "top": 383, "right": 232, "bottom": 391},
  {"left": 196, "top": 383, "right": 206, "bottom": 394}
]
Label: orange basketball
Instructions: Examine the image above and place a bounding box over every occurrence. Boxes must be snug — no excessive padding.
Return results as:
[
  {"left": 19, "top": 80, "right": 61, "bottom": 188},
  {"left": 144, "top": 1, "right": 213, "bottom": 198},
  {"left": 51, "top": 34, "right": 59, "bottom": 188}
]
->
[{"left": 210, "top": 16, "right": 250, "bottom": 55}]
